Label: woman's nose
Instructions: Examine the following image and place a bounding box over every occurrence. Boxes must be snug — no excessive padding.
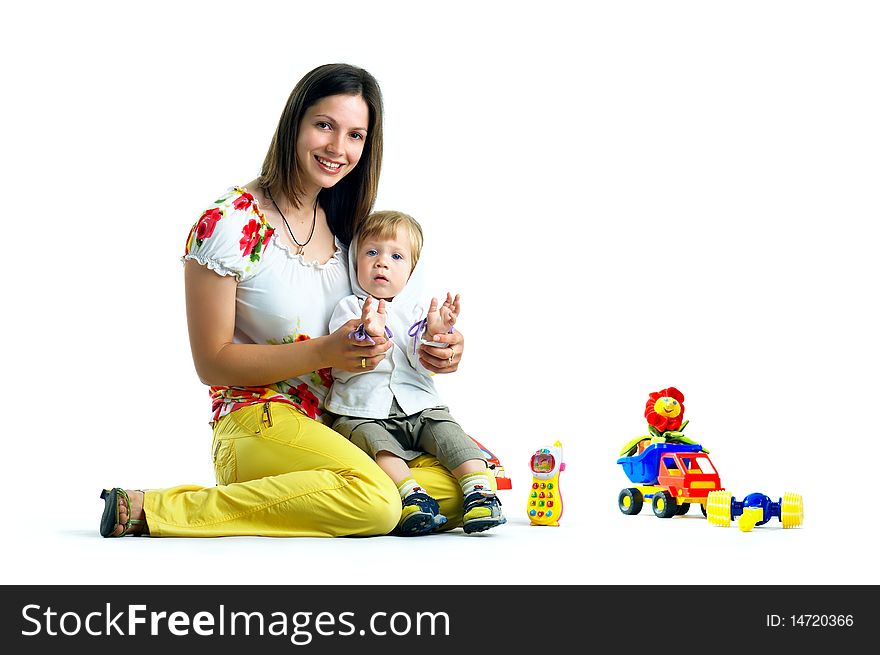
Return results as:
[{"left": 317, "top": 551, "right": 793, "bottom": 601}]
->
[{"left": 326, "top": 134, "right": 344, "bottom": 155}]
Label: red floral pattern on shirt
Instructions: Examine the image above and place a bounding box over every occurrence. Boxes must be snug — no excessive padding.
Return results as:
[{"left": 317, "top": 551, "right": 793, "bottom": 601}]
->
[
  {"left": 184, "top": 187, "right": 273, "bottom": 264},
  {"left": 232, "top": 192, "right": 255, "bottom": 211}
]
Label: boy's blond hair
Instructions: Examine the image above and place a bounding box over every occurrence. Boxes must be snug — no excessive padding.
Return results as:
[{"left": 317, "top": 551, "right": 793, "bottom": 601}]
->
[{"left": 356, "top": 210, "right": 424, "bottom": 268}]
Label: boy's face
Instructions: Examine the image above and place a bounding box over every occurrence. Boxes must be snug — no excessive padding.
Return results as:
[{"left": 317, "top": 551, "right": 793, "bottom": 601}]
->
[{"left": 356, "top": 226, "right": 413, "bottom": 301}]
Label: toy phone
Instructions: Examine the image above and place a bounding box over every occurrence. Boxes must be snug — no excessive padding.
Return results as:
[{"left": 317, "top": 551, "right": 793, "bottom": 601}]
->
[{"left": 527, "top": 440, "right": 565, "bottom": 526}]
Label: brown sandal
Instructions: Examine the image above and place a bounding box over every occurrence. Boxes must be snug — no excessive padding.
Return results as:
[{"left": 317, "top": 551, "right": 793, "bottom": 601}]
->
[{"left": 99, "top": 488, "right": 146, "bottom": 537}]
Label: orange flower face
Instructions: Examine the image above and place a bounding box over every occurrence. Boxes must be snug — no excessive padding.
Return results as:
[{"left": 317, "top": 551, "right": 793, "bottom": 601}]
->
[{"left": 644, "top": 387, "right": 685, "bottom": 432}]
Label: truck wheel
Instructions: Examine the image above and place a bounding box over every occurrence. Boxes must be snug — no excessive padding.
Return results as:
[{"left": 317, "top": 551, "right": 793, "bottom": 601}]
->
[
  {"left": 676, "top": 503, "right": 691, "bottom": 516},
  {"left": 652, "top": 491, "right": 678, "bottom": 518},
  {"left": 700, "top": 503, "right": 708, "bottom": 517},
  {"left": 781, "top": 492, "right": 804, "bottom": 528},
  {"left": 707, "top": 490, "right": 732, "bottom": 527},
  {"left": 618, "top": 488, "right": 643, "bottom": 515}
]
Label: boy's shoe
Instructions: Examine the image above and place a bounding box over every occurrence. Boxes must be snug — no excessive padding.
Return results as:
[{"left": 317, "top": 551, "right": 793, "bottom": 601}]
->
[
  {"left": 462, "top": 491, "right": 507, "bottom": 534},
  {"left": 396, "top": 492, "right": 448, "bottom": 536}
]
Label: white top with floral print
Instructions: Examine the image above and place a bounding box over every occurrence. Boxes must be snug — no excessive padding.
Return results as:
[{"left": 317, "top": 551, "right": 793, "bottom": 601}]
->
[{"left": 182, "top": 186, "right": 351, "bottom": 424}]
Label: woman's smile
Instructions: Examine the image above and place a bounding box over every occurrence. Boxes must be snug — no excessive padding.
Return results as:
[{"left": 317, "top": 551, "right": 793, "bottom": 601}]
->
[{"left": 315, "top": 155, "right": 344, "bottom": 173}]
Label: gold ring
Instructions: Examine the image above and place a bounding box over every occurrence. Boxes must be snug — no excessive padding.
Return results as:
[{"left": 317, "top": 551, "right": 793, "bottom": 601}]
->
[
  {"left": 448, "top": 353, "right": 454, "bottom": 365},
  {"left": 361, "top": 358, "right": 366, "bottom": 368}
]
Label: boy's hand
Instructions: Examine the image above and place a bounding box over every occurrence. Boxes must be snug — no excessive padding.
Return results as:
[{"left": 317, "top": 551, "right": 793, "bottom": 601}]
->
[
  {"left": 425, "top": 292, "right": 460, "bottom": 337},
  {"left": 361, "top": 295, "right": 387, "bottom": 338}
]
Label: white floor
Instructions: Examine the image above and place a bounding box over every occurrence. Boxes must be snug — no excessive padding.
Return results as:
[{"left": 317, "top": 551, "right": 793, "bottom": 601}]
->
[{"left": 6, "top": 468, "right": 874, "bottom": 587}]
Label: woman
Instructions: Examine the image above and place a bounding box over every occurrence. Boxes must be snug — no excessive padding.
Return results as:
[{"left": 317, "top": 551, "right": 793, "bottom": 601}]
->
[{"left": 99, "top": 63, "right": 466, "bottom": 537}]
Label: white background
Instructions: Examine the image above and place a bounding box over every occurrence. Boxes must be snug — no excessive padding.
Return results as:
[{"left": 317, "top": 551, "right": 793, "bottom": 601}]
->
[{"left": 2, "top": 0, "right": 878, "bottom": 586}]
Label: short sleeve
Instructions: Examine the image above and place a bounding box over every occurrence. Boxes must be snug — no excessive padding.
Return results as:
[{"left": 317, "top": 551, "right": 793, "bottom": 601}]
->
[
  {"left": 181, "top": 186, "right": 276, "bottom": 281},
  {"left": 329, "top": 295, "right": 362, "bottom": 333}
]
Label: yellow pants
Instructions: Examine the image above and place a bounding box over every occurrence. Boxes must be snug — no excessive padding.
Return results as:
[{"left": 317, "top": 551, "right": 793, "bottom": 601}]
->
[{"left": 143, "top": 402, "right": 466, "bottom": 537}]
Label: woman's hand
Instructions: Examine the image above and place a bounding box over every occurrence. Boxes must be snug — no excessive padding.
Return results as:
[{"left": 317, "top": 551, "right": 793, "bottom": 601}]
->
[
  {"left": 323, "top": 318, "right": 393, "bottom": 372},
  {"left": 418, "top": 327, "right": 464, "bottom": 374}
]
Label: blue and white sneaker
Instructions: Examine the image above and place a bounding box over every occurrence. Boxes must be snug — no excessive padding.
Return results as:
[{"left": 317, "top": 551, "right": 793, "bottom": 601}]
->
[
  {"left": 397, "top": 492, "right": 448, "bottom": 536},
  {"left": 462, "top": 491, "right": 507, "bottom": 534}
]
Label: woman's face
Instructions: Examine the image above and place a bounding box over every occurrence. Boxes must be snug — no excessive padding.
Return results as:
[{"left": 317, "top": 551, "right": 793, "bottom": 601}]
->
[{"left": 296, "top": 93, "right": 369, "bottom": 193}]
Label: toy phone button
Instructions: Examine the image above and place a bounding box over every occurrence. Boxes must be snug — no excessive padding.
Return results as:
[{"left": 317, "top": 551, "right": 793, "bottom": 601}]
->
[{"left": 560, "top": 463, "right": 566, "bottom": 471}]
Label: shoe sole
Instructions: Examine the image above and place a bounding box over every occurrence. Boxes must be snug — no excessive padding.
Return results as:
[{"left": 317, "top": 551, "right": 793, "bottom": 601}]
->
[
  {"left": 398, "top": 511, "right": 448, "bottom": 536},
  {"left": 99, "top": 488, "right": 120, "bottom": 538},
  {"left": 462, "top": 516, "right": 507, "bottom": 534}
]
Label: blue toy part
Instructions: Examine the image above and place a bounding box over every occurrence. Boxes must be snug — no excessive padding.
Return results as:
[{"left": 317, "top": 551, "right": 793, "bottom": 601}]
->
[
  {"left": 740, "top": 492, "right": 776, "bottom": 527},
  {"left": 707, "top": 490, "right": 804, "bottom": 531},
  {"left": 616, "top": 442, "right": 704, "bottom": 485}
]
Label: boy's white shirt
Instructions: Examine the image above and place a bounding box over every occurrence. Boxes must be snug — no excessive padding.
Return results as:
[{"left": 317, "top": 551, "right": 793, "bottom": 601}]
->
[{"left": 325, "top": 235, "right": 444, "bottom": 419}]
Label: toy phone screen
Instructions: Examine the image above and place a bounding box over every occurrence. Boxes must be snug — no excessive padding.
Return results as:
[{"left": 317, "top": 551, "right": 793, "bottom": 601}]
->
[{"left": 530, "top": 452, "right": 555, "bottom": 474}]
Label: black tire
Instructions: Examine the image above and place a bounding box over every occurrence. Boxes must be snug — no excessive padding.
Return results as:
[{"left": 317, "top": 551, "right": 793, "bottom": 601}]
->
[
  {"left": 652, "top": 491, "right": 678, "bottom": 518},
  {"left": 700, "top": 503, "right": 708, "bottom": 517},
  {"left": 618, "top": 488, "right": 643, "bottom": 515},
  {"left": 676, "top": 502, "right": 691, "bottom": 516}
]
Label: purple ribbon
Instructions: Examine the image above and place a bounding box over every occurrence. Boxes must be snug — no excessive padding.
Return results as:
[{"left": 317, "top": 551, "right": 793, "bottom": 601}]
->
[
  {"left": 348, "top": 323, "right": 393, "bottom": 345},
  {"left": 408, "top": 319, "right": 427, "bottom": 355},
  {"left": 408, "top": 319, "right": 455, "bottom": 355}
]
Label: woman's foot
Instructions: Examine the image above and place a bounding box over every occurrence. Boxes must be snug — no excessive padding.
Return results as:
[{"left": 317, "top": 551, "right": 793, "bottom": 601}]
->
[{"left": 103, "top": 489, "right": 148, "bottom": 536}]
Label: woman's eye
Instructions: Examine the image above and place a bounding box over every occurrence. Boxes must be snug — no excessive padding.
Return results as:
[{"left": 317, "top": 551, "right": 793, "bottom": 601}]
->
[
  {"left": 316, "top": 121, "right": 331, "bottom": 130},
  {"left": 350, "top": 132, "right": 364, "bottom": 140}
]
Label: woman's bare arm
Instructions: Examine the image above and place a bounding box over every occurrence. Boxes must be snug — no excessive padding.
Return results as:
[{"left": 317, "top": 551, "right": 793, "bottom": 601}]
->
[{"left": 184, "top": 260, "right": 390, "bottom": 386}]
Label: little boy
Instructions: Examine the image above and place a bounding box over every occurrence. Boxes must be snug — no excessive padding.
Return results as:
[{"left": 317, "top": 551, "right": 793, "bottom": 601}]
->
[{"left": 326, "top": 210, "right": 506, "bottom": 536}]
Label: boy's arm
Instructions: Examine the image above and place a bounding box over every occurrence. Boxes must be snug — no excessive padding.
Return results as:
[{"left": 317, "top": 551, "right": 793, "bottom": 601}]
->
[
  {"left": 407, "top": 293, "right": 461, "bottom": 374},
  {"left": 361, "top": 296, "right": 388, "bottom": 338},
  {"left": 424, "top": 293, "right": 460, "bottom": 340},
  {"left": 329, "top": 295, "right": 363, "bottom": 333},
  {"left": 330, "top": 296, "right": 372, "bottom": 383}
]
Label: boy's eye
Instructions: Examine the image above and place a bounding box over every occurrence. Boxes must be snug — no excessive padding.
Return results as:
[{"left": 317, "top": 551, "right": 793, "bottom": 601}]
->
[
  {"left": 392, "top": 253, "right": 403, "bottom": 261},
  {"left": 366, "top": 249, "right": 378, "bottom": 257}
]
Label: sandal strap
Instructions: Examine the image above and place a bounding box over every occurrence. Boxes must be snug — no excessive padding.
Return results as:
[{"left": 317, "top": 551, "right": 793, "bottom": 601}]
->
[{"left": 116, "top": 489, "right": 145, "bottom": 536}]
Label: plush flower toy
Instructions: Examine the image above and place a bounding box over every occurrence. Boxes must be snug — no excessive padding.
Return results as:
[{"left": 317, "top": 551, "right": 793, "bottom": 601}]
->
[{"left": 619, "top": 387, "right": 706, "bottom": 457}]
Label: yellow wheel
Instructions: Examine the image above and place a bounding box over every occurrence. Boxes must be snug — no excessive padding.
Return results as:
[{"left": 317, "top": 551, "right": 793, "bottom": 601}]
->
[
  {"left": 781, "top": 492, "right": 803, "bottom": 528},
  {"left": 618, "top": 488, "right": 643, "bottom": 515},
  {"left": 706, "top": 490, "right": 732, "bottom": 527},
  {"left": 652, "top": 491, "right": 678, "bottom": 518}
]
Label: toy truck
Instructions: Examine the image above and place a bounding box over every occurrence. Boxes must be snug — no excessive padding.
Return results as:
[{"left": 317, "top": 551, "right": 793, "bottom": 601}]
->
[
  {"left": 617, "top": 442, "right": 804, "bottom": 530},
  {"left": 617, "top": 442, "right": 721, "bottom": 518}
]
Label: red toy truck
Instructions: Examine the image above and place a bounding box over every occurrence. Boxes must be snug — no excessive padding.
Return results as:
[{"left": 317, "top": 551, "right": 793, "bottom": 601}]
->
[{"left": 617, "top": 443, "right": 720, "bottom": 518}]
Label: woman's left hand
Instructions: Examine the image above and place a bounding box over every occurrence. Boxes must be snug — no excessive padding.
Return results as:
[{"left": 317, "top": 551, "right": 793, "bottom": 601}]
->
[{"left": 418, "top": 329, "right": 464, "bottom": 374}]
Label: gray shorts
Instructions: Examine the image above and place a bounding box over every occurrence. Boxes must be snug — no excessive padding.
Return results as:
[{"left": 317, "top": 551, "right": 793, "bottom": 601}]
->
[{"left": 332, "top": 401, "right": 485, "bottom": 472}]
